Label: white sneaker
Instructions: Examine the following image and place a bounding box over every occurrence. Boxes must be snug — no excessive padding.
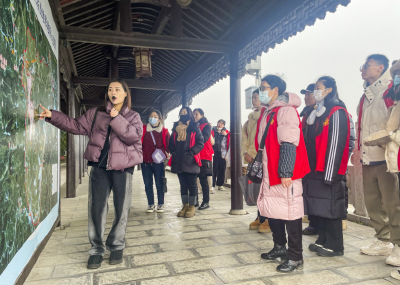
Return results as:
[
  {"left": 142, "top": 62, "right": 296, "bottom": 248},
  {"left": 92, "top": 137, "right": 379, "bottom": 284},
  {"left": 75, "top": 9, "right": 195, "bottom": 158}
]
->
[
  {"left": 210, "top": 188, "right": 216, "bottom": 194},
  {"left": 156, "top": 204, "right": 165, "bottom": 213},
  {"left": 360, "top": 240, "right": 393, "bottom": 256},
  {"left": 391, "top": 270, "right": 400, "bottom": 280},
  {"left": 218, "top": 186, "right": 225, "bottom": 191},
  {"left": 146, "top": 205, "right": 155, "bottom": 213},
  {"left": 386, "top": 245, "right": 400, "bottom": 266}
]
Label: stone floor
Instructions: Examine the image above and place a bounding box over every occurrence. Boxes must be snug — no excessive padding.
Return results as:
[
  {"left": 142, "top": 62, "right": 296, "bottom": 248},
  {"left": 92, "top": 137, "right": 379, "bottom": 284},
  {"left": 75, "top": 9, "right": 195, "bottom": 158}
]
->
[{"left": 25, "top": 167, "right": 400, "bottom": 285}]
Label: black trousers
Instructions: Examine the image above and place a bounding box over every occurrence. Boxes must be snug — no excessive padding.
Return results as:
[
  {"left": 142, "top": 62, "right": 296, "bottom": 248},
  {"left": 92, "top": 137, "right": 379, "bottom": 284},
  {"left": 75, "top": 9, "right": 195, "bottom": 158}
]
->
[
  {"left": 212, "top": 151, "right": 226, "bottom": 187},
  {"left": 257, "top": 210, "right": 267, "bottom": 223},
  {"left": 199, "top": 175, "right": 210, "bottom": 203},
  {"left": 268, "top": 218, "right": 303, "bottom": 261},
  {"left": 315, "top": 217, "right": 344, "bottom": 251},
  {"left": 177, "top": 173, "right": 198, "bottom": 205},
  {"left": 309, "top": 215, "right": 319, "bottom": 229}
]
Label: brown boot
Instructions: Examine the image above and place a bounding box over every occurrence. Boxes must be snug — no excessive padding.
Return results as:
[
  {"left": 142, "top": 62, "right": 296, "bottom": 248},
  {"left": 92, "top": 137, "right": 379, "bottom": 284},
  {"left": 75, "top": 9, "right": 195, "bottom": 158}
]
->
[
  {"left": 249, "top": 218, "right": 261, "bottom": 230},
  {"left": 342, "top": 220, "right": 347, "bottom": 230},
  {"left": 177, "top": 204, "right": 189, "bottom": 217},
  {"left": 258, "top": 220, "right": 271, "bottom": 233},
  {"left": 302, "top": 215, "right": 310, "bottom": 223},
  {"left": 185, "top": 205, "right": 196, "bottom": 218}
]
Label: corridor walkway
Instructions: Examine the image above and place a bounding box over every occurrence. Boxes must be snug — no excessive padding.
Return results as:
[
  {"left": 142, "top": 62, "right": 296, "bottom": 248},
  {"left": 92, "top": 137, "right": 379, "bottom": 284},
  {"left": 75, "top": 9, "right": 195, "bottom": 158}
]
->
[{"left": 25, "top": 167, "right": 400, "bottom": 285}]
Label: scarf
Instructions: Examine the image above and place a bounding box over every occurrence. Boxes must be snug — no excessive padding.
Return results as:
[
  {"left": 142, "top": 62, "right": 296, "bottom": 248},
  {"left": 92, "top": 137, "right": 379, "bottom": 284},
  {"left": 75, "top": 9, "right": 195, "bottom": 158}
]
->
[
  {"left": 176, "top": 121, "right": 189, "bottom": 141},
  {"left": 307, "top": 99, "right": 326, "bottom": 125}
]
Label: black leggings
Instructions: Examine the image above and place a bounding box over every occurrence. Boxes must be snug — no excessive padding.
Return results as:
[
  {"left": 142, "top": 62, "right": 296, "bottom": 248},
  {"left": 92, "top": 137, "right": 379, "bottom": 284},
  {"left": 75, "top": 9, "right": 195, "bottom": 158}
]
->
[
  {"left": 178, "top": 173, "right": 198, "bottom": 205},
  {"left": 315, "top": 217, "right": 344, "bottom": 252},
  {"left": 199, "top": 175, "right": 210, "bottom": 203}
]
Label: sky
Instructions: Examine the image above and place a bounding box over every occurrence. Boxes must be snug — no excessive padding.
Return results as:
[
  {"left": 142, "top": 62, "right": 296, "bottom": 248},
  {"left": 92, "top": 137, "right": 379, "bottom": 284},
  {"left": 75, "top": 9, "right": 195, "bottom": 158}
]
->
[{"left": 164, "top": 0, "right": 400, "bottom": 131}]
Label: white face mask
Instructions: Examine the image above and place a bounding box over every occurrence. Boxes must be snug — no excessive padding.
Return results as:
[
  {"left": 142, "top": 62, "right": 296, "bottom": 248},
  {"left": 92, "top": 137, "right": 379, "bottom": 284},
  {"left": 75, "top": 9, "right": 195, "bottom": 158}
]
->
[
  {"left": 259, "top": 90, "right": 272, "bottom": 105},
  {"left": 217, "top": 127, "right": 222, "bottom": 131},
  {"left": 313, "top": 89, "right": 327, "bottom": 103}
]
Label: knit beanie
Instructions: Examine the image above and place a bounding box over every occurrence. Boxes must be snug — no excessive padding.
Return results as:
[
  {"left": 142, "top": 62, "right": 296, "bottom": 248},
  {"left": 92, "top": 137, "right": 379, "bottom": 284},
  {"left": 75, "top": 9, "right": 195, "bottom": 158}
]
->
[{"left": 391, "top": 59, "right": 400, "bottom": 78}]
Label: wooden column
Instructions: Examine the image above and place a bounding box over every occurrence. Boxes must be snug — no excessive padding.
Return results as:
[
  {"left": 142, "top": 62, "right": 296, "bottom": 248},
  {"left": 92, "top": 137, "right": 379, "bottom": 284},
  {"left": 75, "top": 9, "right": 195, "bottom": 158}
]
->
[
  {"left": 120, "top": 0, "right": 132, "bottom": 34},
  {"left": 66, "top": 84, "right": 76, "bottom": 198},
  {"left": 182, "top": 84, "right": 187, "bottom": 107},
  {"left": 229, "top": 51, "right": 246, "bottom": 215},
  {"left": 110, "top": 46, "right": 119, "bottom": 78},
  {"left": 170, "top": 0, "right": 183, "bottom": 38}
]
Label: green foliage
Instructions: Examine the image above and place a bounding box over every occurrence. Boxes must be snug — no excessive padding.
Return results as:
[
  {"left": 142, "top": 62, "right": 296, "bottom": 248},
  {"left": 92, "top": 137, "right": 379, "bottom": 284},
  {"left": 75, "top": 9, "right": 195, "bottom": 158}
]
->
[{"left": 60, "top": 130, "right": 67, "bottom": 156}]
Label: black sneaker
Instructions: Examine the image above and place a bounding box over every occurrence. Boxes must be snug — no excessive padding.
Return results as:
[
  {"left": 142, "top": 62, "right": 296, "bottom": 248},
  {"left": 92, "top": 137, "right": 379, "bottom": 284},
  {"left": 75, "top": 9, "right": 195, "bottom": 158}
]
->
[
  {"left": 109, "top": 250, "right": 124, "bottom": 265},
  {"left": 317, "top": 247, "right": 344, "bottom": 257},
  {"left": 277, "top": 259, "right": 304, "bottom": 273},
  {"left": 261, "top": 243, "right": 287, "bottom": 260},
  {"left": 87, "top": 255, "right": 103, "bottom": 269},
  {"left": 198, "top": 202, "right": 210, "bottom": 210},
  {"left": 308, "top": 243, "right": 323, "bottom": 252},
  {"left": 195, "top": 202, "right": 200, "bottom": 207}
]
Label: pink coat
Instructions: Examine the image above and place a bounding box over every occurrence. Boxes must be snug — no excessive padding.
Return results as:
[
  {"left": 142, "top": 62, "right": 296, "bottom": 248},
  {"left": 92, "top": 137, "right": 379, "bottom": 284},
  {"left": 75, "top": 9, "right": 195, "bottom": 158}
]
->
[{"left": 257, "top": 93, "right": 304, "bottom": 221}]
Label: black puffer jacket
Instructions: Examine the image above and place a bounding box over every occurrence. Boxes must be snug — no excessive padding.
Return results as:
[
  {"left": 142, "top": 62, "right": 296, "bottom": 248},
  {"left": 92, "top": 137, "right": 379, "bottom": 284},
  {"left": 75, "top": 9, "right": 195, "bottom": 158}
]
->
[
  {"left": 169, "top": 120, "right": 204, "bottom": 174},
  {"left": 212, "top": 126, "right": 227, "bottom": 152},
  {"left": 303, "top": 99, "right": 349, "bottom": 219}
]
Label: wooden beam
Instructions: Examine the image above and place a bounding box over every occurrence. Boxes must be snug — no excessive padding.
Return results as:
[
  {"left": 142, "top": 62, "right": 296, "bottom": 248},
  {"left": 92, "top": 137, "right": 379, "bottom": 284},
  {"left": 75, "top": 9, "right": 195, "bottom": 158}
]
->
[
  {"left": 60, "top": 25, "right": 233, "bottom": 53},
  {"left": 72, "top": 76, "right": 183, "bottom": 91},
  {"left": 103, "top": 49, "right": 135, "bottom": 60},
  {"left": 81, "top": 99, "right": 161, "bottom": 109},
  {"left": 120, "top": 0, "right": 132, "bottom": 33},
  {"left": 152, "top": 6, "right": 170, "bottom": 35},
  {"left": 170, "top": 0, "right": 183, "bottom": 38}
]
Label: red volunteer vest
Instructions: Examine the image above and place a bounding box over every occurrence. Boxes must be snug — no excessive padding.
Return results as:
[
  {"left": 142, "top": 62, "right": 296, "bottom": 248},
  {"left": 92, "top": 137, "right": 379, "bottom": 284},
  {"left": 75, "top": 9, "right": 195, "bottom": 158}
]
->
[
  {"left": 256, "top": 107, "right": 310, "bottom": 186},
  {"left": 315, "top": 106, "right": 350, "bottom": 175},
  {"left": 199, "top": 123, "right": 214, "bottom": 161}
]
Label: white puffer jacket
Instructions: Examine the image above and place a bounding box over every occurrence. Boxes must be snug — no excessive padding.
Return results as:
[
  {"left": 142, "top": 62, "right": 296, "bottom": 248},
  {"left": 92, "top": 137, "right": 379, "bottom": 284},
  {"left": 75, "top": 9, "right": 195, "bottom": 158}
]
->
[{"left": 357, "top": 69, "right": 393, "bottom": 165}]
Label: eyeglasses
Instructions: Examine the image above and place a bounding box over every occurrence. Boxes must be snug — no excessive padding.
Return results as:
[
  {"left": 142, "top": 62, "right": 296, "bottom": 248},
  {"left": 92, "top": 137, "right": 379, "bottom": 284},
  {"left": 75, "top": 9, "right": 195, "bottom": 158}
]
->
[
  {"left": 360, "top": 64, "right": 379, "bottom": 71},
  {"left": 259, "top": 86, "right": 271, "bottom": 92}
]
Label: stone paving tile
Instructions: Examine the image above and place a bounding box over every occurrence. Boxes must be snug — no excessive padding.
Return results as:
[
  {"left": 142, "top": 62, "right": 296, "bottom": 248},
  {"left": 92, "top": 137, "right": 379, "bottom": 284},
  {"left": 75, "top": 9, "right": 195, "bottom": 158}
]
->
[
  {"left": 214, "top": 263, "right": 279, "bottom": 283},
  {"left": 25, "top": 266, "right": 54, "bottom": 281},
  {"left": 123, "top": 244, "right": 157, "bottom": 256},
  {"left": 269, "top": 270, "right": 350, "bottom": 285},
  {"left": 195, "top": 242, "right": 254, "bottom": 257},
  {"left": 126, "top": 233, "right": 181, "bottom": 246},
  {"left": 53, "top": 261, "right": 127, "bottom": 278},
  {"left": 172, "top": 255, "right": 240, "bottom": 273},
  {"left": 151, "top": 225, "right": 200, "bottom": 236},
  {"left": 95, "top": 264, "right": 170, "bottom": 285},
  {"left": 124, "top": 230, "right": 149, "bottom": 239},
  {"left": 35, "top": 252, "right": 89, "bottom": 267},
  {"left": 132, "top": 250, "right": 196, "bottom": 266},
  {"left": 25, "top": 275, "right": 92, "bottom": 285},
  {"left": 125, "top": 223, "right": 170, "bottom": 232},
  {"left": 180, "top": 229, "right": 231, "bottom": 240},
  {"left": 197, "top": 221, "right": 246, "bottom": 231},
  {"left": 344, "top": 250, "right": 388, "bottom": 263},
  {"left": 226, "top": 280, "right": 266, "bottom": 285},
  {"left": 140, "top": 271, "right": 216, "bottom": 285},
  {"left": 213, "top": 233, "right": 265, "bottom": 244},
  {"left": 159, "top": 238, "right": 218, "bottom": 251},
  {"left": 337, "top": 262, "right": 400, "bottom": 280},
  {"left": 349, "top": 280, "right": 394, "bottom": 285}
]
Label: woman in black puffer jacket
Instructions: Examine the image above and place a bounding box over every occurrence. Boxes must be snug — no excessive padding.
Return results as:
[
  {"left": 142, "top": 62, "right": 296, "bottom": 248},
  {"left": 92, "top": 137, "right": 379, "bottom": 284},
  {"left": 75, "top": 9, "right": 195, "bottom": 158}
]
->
[{"left": 169, "top": 107, "right": 204, "bottom": 218}]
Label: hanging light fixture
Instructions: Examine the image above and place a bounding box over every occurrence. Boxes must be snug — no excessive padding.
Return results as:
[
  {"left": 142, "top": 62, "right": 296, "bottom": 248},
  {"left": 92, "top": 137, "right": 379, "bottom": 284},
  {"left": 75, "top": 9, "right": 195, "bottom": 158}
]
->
[{"left": 133, "top": 48, "right": 152, "bottom": 78}]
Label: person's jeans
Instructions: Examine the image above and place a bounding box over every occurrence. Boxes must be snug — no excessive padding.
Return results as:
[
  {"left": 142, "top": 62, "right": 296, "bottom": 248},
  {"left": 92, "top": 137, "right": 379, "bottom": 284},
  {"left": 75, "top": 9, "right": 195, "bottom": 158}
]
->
[
  {"left": 141, "top": 162, "right": 165, "bottom": 206},
  {"left": 268, "top": 218, "right": 303, "bottom": 261},
  {"left": 213, "top": 151, "right": 226, "bottom": 187},
  {"left": 88, "top": 167, "right": 133, "bottom": 256},
  {"left": 178, "top": 173, "right": 198, "bottom": 205},
  {"left": 315, "top": 217, "right": 344, "bottom": 251}
]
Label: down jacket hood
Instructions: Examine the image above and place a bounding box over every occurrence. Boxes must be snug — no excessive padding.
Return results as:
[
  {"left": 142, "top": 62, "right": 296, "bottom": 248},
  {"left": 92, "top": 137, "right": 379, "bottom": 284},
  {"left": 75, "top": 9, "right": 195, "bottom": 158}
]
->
[{"left": 262, "top": 92, "right": 302, "bottom": 111}]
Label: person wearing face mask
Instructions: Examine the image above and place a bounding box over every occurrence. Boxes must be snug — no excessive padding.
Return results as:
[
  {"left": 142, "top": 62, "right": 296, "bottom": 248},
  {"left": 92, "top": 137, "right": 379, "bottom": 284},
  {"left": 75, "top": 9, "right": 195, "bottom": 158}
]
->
[
  {"left": 255, "top": 75, "right": 310, "bottom": 273},
  {"left": 39, "top": 80, "right": 143, "bottom": 269},
  {"left": 141, "top": 109, "right": 170, "bottom": 213},
  {"left": 211, "top": 120, "right": 230, "bottom": 191},
  {"left": 243, "top": 89, "right": 270, "bottom": 233},
  {"left": 357, "top": 54, "right": 400, "bottom": 266},
  {"left": 168, "top": 107, "right": 204, "bottom": 218},
  {"left": 193, "top": 108, "right": 213, "bottom": 210},
  {"left": 303, "top": 76, "right": 350, "bottom": 258}
]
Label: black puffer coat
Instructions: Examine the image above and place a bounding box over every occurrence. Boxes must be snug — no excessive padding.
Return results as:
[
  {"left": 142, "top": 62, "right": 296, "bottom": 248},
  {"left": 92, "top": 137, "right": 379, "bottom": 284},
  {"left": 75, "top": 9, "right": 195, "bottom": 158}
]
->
[
  {"left": 169, "top": 120, "right": 204, "bottom": 174},
  {"left": 303, "top": 99, "right": 349, "bottom": 219}
]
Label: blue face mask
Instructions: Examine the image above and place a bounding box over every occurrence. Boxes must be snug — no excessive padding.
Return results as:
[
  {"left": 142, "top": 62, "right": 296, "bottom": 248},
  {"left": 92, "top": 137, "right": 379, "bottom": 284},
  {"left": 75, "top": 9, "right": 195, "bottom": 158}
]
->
[
  {"left": 394, "top": 75, "right": 400, "bottom": 86},
  {"left": 149, "top": 117, "right": 158, "bottom": 125},
  {"left": 259, "top": 90, "right": 272, "bottom": 105}
]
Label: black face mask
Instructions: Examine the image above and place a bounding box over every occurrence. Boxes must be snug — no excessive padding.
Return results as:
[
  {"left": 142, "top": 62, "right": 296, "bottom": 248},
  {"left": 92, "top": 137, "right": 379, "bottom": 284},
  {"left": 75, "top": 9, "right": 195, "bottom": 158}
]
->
[{"left": 179, "top": 114, "right": 189, "bottom": 122}]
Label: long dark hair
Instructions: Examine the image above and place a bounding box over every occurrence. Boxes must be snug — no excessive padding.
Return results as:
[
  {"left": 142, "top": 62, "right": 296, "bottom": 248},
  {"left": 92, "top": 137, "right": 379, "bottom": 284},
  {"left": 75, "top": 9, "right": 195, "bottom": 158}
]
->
[
  {"left": 148, "top": 109, "right": 163, "bottom": 124},
  {"left": 178, "top": 106, "right": 195, "bottom": 123},
  {"left": 103, "top": 80, "right": 131, "bottom": 110}
]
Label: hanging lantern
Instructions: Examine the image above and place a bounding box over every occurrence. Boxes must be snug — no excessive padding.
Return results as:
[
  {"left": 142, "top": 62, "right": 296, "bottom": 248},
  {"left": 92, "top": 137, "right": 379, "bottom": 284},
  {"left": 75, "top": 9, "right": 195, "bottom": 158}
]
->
[{"left": 134, "top": 48, "right": 152, "bottom": 78}]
